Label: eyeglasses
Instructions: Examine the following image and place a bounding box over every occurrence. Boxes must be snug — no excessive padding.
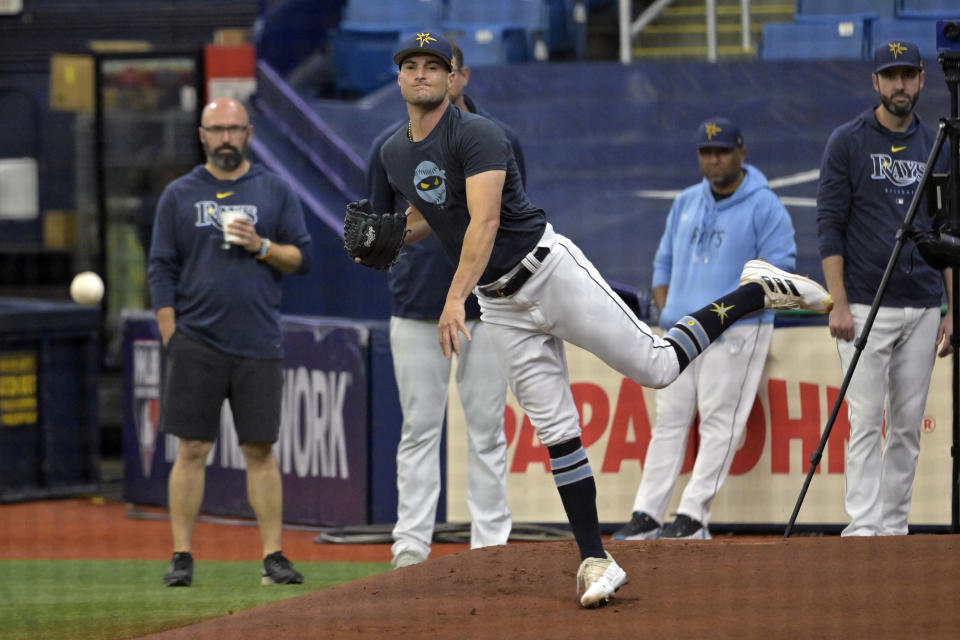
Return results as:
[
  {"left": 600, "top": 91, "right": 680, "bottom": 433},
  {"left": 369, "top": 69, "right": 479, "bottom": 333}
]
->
[{"left": 201, "top": 125, "right": 249, "bottom": 136}]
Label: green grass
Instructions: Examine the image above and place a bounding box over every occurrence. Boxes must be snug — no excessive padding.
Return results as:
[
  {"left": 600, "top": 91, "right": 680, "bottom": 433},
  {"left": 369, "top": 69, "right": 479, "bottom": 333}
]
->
[{"left": 0, "top": 559, "right": 390, "bottom": 640}]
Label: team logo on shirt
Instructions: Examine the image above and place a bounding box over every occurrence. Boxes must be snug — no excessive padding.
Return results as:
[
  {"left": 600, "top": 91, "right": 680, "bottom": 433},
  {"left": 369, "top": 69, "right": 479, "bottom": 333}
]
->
[
  {"left": 413, "top": 160, "right": 447, "bottom": 205},
  {"left": 193, "top": 201, "right": 259, "bottom": 230},
  {"left": 869, "top": 154, "right": 925, "bottom": 187}
]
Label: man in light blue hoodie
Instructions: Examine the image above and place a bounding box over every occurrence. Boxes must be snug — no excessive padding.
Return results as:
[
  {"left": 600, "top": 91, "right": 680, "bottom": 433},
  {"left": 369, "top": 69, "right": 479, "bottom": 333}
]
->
[{"left": 613, "top": 117, "right": 797, "bottom": 541}]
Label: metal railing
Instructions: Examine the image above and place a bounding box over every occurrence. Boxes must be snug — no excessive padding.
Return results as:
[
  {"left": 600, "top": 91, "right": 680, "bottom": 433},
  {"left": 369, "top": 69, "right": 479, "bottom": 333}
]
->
[{"left": 618, "top": 0, "right": 752, "bottom": 64}]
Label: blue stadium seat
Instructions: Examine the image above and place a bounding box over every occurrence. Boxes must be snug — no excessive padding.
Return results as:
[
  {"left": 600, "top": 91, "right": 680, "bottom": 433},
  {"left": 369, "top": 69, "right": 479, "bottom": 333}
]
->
[
  {"left": 444, "top": 0, "right": 550, "bottom": 61},
  {"left": 897, "top": 0, "right": 960, "bottom": 20},
  {"left": 340, "top": 0, "right": 444, "bottom": 31},
  {"left": 871, "top": 18, "right": 946, "bottom": 56},
  {"left": 448, "top": 28, "right": 511, "bottom": 67},
  {"left": 760, "top": 21, "right": 868, "bottom": 61},
  {"left": 796, "top": 0, "right": 894, "bottom": 19},
  {"left": 446, "top": 0, "right": 547, "bottom": 28},
  {"left": 330, "top": 29, "right": 400, "bottom": 97}
]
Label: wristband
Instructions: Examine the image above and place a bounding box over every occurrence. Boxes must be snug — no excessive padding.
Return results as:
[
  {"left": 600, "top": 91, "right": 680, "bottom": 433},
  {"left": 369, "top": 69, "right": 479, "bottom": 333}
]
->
[{"left": 256, "top": 238, "right": 272, "bottom": 260}]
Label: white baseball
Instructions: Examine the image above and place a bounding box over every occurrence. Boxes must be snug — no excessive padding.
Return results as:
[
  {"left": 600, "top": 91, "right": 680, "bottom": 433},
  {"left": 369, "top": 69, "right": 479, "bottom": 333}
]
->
[{"left": 70, "top": 271, "right": 104, "bottom": 306}]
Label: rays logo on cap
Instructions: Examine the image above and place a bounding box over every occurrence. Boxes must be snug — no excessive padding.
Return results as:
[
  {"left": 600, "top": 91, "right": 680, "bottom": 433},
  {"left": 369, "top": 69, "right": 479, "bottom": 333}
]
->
[
  {"left": 696, "top": 116, "right": 743, "bottom": 149},
  {"left": 888, "top": 42, "right": 907, "bottom": 58},
  {"left": 415, "top": 32, "right": 437, "bottom": 47}
]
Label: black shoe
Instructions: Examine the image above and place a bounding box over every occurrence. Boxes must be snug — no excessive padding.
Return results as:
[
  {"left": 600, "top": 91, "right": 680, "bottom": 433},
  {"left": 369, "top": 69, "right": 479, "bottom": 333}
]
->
[
  {"left": 659, "top": 514, "right": 711, "bottom": 540},
  {"left": 611, "top": 511, "right": 661, "bottom": 540},
  {"left": 163, "top": 551, "right": 193, "bottom": 586},
  {"left": 262, "top": 551, "right": 303, "bottom": 585}
]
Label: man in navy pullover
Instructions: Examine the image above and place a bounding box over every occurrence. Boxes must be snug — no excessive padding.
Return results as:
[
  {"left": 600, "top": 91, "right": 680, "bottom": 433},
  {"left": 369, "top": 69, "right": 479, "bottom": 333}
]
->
[
  {"left": 148, "top": 97, "right": 312, "bottom": 585},
  {"left": 817, "top": 40, "right": 953, "bottom": 536}
]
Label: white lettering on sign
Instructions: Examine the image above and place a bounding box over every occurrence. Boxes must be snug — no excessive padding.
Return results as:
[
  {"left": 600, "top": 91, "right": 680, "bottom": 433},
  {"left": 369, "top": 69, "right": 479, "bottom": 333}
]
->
[{"left": 278, "top": 368, "right": 352, "bottom": 479}]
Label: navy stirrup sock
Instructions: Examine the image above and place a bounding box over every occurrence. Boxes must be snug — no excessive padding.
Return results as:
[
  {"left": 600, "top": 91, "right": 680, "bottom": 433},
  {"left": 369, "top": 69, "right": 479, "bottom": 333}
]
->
[
  {"left": 548, "top": 438, "right": 605, "bottom": 560},
  {"left": 664, "top": 282, "right": 765, "bottom": 370}
]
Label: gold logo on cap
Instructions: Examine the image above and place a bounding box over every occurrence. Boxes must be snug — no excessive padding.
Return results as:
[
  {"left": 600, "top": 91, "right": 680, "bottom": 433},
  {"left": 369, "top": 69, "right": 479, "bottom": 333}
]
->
[
  {"left": 415, "top": 33, "right": 437, "bottom": 47},
  {"left": 888, "top": 42, "right": 907, "bottom": 58},
  {"left": 705, "top": 123, "right": 722, "bottom": 140}
]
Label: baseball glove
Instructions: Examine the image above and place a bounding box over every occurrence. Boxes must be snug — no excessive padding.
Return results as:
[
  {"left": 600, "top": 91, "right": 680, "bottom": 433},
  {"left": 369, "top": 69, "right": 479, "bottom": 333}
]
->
[{"left": 342, "top": 199, "right": 408, "bottom": 270}]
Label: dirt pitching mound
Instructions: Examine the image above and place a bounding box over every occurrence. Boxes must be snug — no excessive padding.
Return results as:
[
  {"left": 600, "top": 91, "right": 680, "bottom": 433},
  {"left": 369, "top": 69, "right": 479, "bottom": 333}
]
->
[{"left": 140, "top": 535, "right": 960, "bottom": 639}]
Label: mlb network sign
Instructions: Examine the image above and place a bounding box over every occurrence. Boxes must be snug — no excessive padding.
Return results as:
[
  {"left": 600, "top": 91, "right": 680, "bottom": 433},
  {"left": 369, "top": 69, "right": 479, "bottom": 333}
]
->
[{"left": 122, "top": 314, "right": 369, "bottom": 526}]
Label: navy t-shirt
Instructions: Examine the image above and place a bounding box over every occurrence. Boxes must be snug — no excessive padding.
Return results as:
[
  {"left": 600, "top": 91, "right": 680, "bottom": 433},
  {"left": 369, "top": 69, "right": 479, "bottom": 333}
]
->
[
  {"left": 367, "top": 97, "right": 527, "bottom": 319},
  {"left": 380, "top": 103, "right": 545, "bottom": 286}
]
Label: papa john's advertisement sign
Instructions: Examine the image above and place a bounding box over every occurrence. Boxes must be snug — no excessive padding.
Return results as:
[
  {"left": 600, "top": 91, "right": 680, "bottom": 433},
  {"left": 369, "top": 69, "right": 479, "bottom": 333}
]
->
[{"left": 445, "top": 326, "right": 953, "bottom": 526}]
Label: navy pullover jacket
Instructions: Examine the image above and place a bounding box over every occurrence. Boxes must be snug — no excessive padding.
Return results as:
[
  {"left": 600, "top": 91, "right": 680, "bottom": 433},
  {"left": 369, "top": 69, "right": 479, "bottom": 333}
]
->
[
  {"left": 817, "top": 108, "right": 944, "bottom": 308},
  {"left": 148, "top": 164, "right": 312, "bottom": 358}
]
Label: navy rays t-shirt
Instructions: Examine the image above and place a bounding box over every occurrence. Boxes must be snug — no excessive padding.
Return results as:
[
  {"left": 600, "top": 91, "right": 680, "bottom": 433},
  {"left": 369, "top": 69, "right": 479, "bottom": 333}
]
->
[{"left": 380, "top": 104, "right": 545, "bottom": 285}]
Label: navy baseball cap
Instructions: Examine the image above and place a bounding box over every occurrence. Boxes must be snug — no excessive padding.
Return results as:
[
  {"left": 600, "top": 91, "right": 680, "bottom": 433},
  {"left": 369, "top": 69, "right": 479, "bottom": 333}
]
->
[
  {"left": 696, "top": 117, "right": 743, "bottom": 149},
  {"left": 873, "top": 39, "right": 923, "bottom": 73},
  {"left": 393, "top": 31, "right": 453, "bottom": 71}
]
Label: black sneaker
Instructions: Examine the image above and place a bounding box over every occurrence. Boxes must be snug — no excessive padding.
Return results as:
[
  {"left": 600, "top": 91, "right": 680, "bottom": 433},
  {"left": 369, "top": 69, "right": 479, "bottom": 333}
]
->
[
  {"left": 262, "top": 551, "right": 303, "bottom": 585},
  {"left": 611, "top": 511, "right": 661, "bottom": 540},
  {"left": 163, "top": 551, "right": 193, "bottom": 586},
  {"left": 660, "top": 514, "right": 711, "bottom": 540}
]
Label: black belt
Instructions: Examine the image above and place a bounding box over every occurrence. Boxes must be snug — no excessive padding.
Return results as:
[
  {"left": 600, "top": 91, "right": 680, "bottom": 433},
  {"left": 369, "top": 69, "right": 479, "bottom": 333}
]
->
[{"left": 477, "top": 246, "right": 550, "bottom": 298}]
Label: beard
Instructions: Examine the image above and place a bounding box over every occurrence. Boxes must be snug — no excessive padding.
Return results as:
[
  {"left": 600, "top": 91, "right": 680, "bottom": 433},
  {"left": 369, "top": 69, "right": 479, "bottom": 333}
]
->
[
  {"left": 205, "top": 142, "right": 245, "bottom": 171},
  {"left": 710, "top": 167, "right": 744, "bottom": 191},
  {"left": 880, "top": 90, "right": 919, "bottom": 117}
]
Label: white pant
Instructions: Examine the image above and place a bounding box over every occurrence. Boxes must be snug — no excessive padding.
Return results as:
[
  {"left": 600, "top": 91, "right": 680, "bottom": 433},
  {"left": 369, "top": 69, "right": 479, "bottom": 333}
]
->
[
  {"left": 632, "top": 322, "right": 772, "bottom": 526},
  {"left": 838, "top": 304, "right": 940, "bottom": 536},
  {"left": 390, "top": 317, "right": 512, "bottom": 559},
  {"left": 478, "top": 225, "right": 680, "bottom": 447}
]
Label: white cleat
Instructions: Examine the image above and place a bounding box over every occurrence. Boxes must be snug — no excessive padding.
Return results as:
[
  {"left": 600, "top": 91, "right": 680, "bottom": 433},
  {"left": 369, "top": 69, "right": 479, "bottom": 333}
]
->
[
  {"left": 739, "top": 259, "right": 833, "bottom": 314},
  {"left": 391, "top": 550, "right": 426, "bottom": 569},
  {"left": 576, "top": 552, "right": 627, "bottom": 608}
]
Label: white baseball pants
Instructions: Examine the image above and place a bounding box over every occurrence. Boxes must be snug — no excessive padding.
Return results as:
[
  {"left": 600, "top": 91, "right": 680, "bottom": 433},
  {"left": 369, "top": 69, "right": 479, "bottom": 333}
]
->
[
  {"left": 478, "top": 225, "right": 680, "bottom": 447},
  {"left": 631, "top": 322, "right": 773, "bottom": 526},
  {"left": 390, "top": 317, "right": 512, "bottom": 559},
  {"left": 838, "top": 304, "right": 940, "bottom": 536}
]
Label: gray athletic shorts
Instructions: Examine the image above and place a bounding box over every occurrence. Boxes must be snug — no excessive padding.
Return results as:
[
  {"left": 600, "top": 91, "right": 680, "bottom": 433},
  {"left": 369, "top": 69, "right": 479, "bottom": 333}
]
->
[{"left": 160, "top": 331, "right": 284, "bottom": 444}]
